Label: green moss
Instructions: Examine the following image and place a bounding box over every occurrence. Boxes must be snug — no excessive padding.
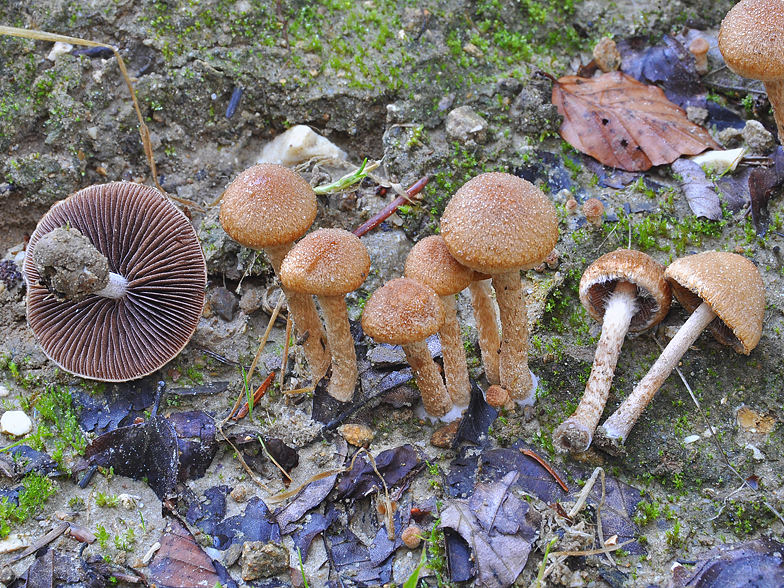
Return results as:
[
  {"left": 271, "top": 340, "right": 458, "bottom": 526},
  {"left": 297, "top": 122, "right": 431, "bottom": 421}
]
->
[{"left": 0, "top": 473, "right": 57, "bottom": 539}]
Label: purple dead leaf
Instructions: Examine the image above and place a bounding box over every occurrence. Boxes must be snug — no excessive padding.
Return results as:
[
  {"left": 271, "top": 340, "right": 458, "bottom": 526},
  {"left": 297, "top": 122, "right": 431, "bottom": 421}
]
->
[
  {"left": 440, "top": 472, "right": 537, "bottom": 588},
  {"left": 336, "top": 445, "right": 422, "bottom": 500},
  {"left": 672, "top": 158, "right": 722, "bottom": 220},
  {"left": 275, "top": 474, "right": 339, "bottom": 534},
  {"left": 149, "top": 518, "right": 221, "bottom": 588},
  {"left": 749, "top": 147, "right": 784, "bottom": 237}
]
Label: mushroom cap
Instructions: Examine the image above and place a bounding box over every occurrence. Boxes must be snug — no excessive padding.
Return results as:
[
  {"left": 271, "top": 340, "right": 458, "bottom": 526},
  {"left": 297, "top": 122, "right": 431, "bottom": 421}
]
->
[
  {"left": 24, "top": 182, "right": 207, "bottom": 381},
  {"left": 580, "top": 249, "right": 672, "bottom": 333},
  {"left": 664, "top": 251, "right": 765, "bottom": 354},
  {"left": 440, "top": 173, "right": 559, "bottom": 274},
  {"left": 279, "top": 228, "right": 370, "bottom": 296},
  {"left": 404, "top": 235, "right": 475, "bottom": 296},
  {"left": 361, "top": 278, "right": 445, "bottom": 346},
  {"left": 583, "top": 198, "right": 605, "bottom": 220},
  {"left": 688, "top": 37, "right": 710, "bottom": 57},
  {"left": 219, "top": 163, "right": 317, "bottom": 249},
  {"left": 718, "top": 0, "right": 784, "bottom": 82}
]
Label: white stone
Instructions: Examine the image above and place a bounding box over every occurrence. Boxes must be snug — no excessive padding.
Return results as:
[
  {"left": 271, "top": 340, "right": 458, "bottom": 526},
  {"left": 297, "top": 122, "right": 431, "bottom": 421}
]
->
[
  {"left": 0, "top": 385, "right": 9, "bottom": 397},
  {"left": 0, "top": 410, "right": 33, "bottom": 436},
  {"left": 47, "top": 42, "right": 73, "bottom": 61},
  {"left": 689, "top": 147, "right": 745, "bottom": 175},
  {"left": 257, "top": 125, "right": 347, "bottom": 166},
  {"left": 745, "top": 443, "right": 765, "bottom": 461},
  {"left": 0, "top": 534, "right": 30, "bottom": 554},
  {"left": 683, "top": 434, "right": 701, "bottom": 445}
]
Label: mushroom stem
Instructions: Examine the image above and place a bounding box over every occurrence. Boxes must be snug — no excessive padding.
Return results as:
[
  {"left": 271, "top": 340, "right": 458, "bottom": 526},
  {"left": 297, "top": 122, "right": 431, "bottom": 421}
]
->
[
  {"left": 553, "top": 280, "right": 638, "bottom": 453},
  {"left": 492, "top": 271, "right": 534, "bottom": 403},
  {"left": 265, "top": 243, "right": 331, "bottom": 381},
  {"left": 597, "top": 301, "right": 717, "bottom": 447},
  {"left": 468, "top": 279, "right": 501, "bottom": 385},
  {"left": 318, "top": 295, "right": 357, "bottom": 402},
  {"left": 94, "top": 273, "right": 129, "bottom": 300},
  {"left": 439, "top": 294, "right": 471, "bottom": 407},
  {"left": 764, "top": 79, "right": 784, "bottom": 142},
  {"left": 402, "top": 339, "right": 452, "bottom": 418}
]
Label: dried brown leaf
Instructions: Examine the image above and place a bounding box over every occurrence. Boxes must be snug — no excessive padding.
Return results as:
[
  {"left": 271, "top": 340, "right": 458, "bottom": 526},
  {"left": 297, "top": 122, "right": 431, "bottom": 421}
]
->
[{"left": 552, "top": 71, "right": 720, "bottom": 171}]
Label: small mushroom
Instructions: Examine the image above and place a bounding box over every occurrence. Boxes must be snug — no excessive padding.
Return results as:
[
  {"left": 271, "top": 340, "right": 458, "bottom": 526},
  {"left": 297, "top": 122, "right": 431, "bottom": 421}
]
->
[
  {"left": 583, "top": 198, "right": 605, "bottom": 228},
  {"left": 279, "top": 228, "right": 371, "bottom": 402},
  {"left": 689, "top": 37, "right": 710, "bottom": 76},
  {"left": 719, "top": 0, "right": 784, "bottom": 140},
  {"left": 595, "top": 251, "right": 765, "bottom": 452},
  {"left": 24, "top": 183, "right": 207, "bottom": 381},
  {"left": 220, "top": 164, "right": 330, "bottom": 380},
  {"left": 441, "top": 172, "right": 559, "bottom": 405},
  {"left": 361, "top": 278, "right": 456, "bottom": 420},
  {"left": 405, "top": 235, "right": 475, "bottom": 407},
  {"left": 467, "top": 276, "right": 501, "bottom": 386},
  {"left": 552, "top": 250, "right": 671, "bottom": 453}
]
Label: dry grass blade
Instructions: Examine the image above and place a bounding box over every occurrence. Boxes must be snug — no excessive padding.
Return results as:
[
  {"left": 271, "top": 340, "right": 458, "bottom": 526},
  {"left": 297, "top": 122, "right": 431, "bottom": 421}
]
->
[{"left": 552, "top": 71, "right": 720, "bottom": 171}]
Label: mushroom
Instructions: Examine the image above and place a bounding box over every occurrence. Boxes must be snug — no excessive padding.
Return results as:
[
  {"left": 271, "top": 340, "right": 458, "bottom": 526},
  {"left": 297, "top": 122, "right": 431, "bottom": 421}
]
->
[
  {"left": 404, "top": 235, "right": 475, "bottom": 407},
  {"left": 23, "top": 182, "right": 207, "bottom": 381},
  {"left": 467, "top": 276, "right": 501, "bottom": 386},
  {"left": 441, "top": 172, "right": 559, "bottom": 404},
  {"left": 719, "top": 0, "right": 784, "bottom": 140},
  {"left": 583, "top": 198, "right": 605, "bottom": 228},
  {"left": 361, "top": 278, "right": 456, "bottom": 420},
  {"left": 279, "top": 228, "right": 370, "bottom": 402},
  {"left": 689, "top": 37, "right": 710, "bottom": 76},
  {"left": 552, "top": 250, "right": 671, "bottom": 453},
  {"left": 220, "top": 164, "right": 330, "bottom": 380},
  {"left": 595, "top": 251, "right": 765, "bottom": 452}
]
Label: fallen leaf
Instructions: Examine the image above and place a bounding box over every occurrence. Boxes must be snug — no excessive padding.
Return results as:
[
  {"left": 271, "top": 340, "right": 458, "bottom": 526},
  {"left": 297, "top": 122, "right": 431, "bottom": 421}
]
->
[
  {"left": 671, "top": 158, "right": 722, "bottom": 220},
  {"left": 149, "top": 518, "right": 221, "bottom": 588},
  {"left": 749, "top": 147, "right": 784, "bottom": 237},
  {"left": 336, "top": 445, "right": 422, "bottom": 500},
  {"left": 440, "top": 472, "right": 537, "bottom": 588},
  {"left": 453, "top": 382, "right": 497, "bottom": 448},
  {"left": 552, "top": 71, "right": 720, "bottom": 171}
]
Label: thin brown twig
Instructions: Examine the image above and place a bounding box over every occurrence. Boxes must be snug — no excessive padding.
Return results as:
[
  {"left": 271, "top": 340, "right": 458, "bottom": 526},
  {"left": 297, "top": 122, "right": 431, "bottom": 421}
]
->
[
  {"left": 258, "top": 436, "right": 292, "bottom": 482},
  {"left": 353, "top": 177, "right": 428, "bottom": 237},
  {"left": 233, "top": 371, "right": 275, "bottom": 420},
  {"left": 521, "top": 449, "right": 569, "bottom": 492}
]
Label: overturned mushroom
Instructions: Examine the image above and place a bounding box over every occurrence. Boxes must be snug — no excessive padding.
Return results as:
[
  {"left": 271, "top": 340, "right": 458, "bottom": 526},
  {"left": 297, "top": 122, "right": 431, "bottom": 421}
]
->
[
  {"left": 220, "top": 164, "right": 330, "bottom": 380},
  {"left": 361, "top": 278, "right": 458, "bottom": 420},
  {"left": 24, "top": 183, "right": 207, "bottom": 381},
  {"left": 553, "top": 250, "right": 671, "bottom": 453},
  {"left": 405, "top": 235, "right": 475, "bottom": 408},
  {"left": 595, "top": 251, "right": 765, "bottom": 452},
  {"left": 280, "top": 228, "right": 370, "bottom": 402},
  {"left": 441, "top": 172, "right": 559, "bottom": 405}
]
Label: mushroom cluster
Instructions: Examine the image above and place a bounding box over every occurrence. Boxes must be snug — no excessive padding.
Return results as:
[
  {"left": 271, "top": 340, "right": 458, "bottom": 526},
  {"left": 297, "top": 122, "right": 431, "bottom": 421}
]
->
[{"left": 24, "top": 182, "right": 207, "bottom": 382}]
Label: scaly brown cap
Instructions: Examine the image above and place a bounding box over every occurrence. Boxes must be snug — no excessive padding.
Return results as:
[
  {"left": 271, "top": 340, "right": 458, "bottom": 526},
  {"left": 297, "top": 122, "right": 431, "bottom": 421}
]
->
[
  {"left": 280, "top": 228, "right": 370, "bottom": 296},
  {"left": 24, "top": 182, "right": 207, "bottom": 381},
  {"left": 361, "top": 278, "right": 445, "bottom": 345},
  {"left": 404, "top": 235, "right": 475, "bottom": 296},
  {"left": 219, "top": 163, "right": 317, "bottom": 249},
  {"left": 580, "top": 249, "right": 672, "bottom": 333},
  {"left": 441, "top": 173, "right": 559, "bottom": 273},
  {"left": 665, "top": 251, "right": 765, "bottom": 354},
  {"left": 719, "top": 0, "right": 784, "bottom": 82}
]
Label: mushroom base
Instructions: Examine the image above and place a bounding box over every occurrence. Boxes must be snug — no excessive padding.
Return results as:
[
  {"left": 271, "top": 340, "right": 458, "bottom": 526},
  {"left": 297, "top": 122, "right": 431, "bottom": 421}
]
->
[{"left": 552, "top": 418, "right": 593, "bottom": 453}]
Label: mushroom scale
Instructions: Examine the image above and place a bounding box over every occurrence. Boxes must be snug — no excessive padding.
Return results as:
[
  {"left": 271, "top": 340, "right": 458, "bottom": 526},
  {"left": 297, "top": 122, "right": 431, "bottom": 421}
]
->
[{"left": 24, "top": 182, "right": 207, "bottom": 382}]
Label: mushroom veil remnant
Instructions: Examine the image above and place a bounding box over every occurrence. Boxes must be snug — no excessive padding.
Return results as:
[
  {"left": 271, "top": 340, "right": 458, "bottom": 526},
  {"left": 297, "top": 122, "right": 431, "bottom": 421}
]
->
[
  {"left": 719, "top": 0, "right": 784, "bottom": 140},
  {"left": 280, "top": 228, "right": 371, "bottom": 402},
  {"left": 361, "top": 278, "right": 457, "bottom": 420},
  {"left": 553, "top": 250, "right": 671, "bottom": 453},
  {"left": 596, "top": 251, "right": 765, "bottom": 452},
  {"left": 440, "top": 172, "right": 558, "bottom": 405},
  {"left": 220, "top": 163, "right": 331, "bottom": 381},
  {"left": 24, "top": 182, "right": 207, "bottom": 381}
]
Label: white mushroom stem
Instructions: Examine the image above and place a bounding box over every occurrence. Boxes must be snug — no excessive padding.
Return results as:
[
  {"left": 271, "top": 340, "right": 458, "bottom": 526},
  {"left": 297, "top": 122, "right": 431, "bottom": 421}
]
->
[
  {"left": 468, "top": 279, "right": 501, "bottom": 386},
  {"left": 94, "top": 272, "right": 129, "bottom": 300},
  {"left": 439, "top": 294, "right": 471, "bottom": 407},
  {"left": 317, "top": 295, "right": 357, "bottom": 402},
  {"left": 402, "top": 339, "right": 452, "bottom": 418},
  {"left": 265, "top": 243, "right": 331, "bottom": 381},
  {"left": 553, "top": 280, "right": 638, "bottom": 453},
  {"left": 764, "top": 79, "right": 784, "bottom": 143},
  {"left": 492, "top": 271, "right": 534, "bottom": 403},
  {"left": 599, "top": 301, "right": 717, "bottom": 444}
]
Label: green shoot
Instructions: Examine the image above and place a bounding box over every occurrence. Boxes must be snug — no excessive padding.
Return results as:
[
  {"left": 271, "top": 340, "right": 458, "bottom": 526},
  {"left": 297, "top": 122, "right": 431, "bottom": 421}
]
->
[
  {"left": 313, "top": 159, "right": 378, "bottom": 195},
  {"left": 536, "top": 537, "right": 559, "bottom": 588},
  {"left": 297, "top": 547, "right": 310, "bottom": 588},
  {"left": 403, "top": 547, "right": 428, "bottom": 588}
]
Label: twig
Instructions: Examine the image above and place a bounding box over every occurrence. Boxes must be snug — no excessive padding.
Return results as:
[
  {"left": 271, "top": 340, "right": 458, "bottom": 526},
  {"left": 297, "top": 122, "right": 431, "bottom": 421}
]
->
[
  {"left": 247, "top": 293, "right": 285, "bottom": 384},
  {"left": 568, "top": 467, "right": 602, "bottom": 518},
  {"left": 520, "top": 449, "right": 569, "bottom": 492},
  {"left": 594, "top": 467, "right": 615, "bottom": 567},
  {"left": 353, "top": 177, "right": 428, "bottom": 237},
  {"left": 280, "top": 311, "right": 293, "bottom": 394}
]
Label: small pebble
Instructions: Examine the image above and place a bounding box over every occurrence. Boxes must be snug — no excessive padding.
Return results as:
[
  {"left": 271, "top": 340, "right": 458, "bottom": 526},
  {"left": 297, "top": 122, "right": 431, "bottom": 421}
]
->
[
  {"left": 241, "top": 541, "right": 289, "bottom": 581},
  {"left": 0, "top": 410, "right": 32, "bottom": 436},
  {"left": 430, "top": 421, "right": 459, "bottom": 448},
  {"left": 230, "top": 483, "right": 252, "bottom": 503},
  {"left": 0, "top": 385, "right": 9, "bottom": 397},
  {"left": 338, "top": 424, "right": 375, "bottom": 446}
]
